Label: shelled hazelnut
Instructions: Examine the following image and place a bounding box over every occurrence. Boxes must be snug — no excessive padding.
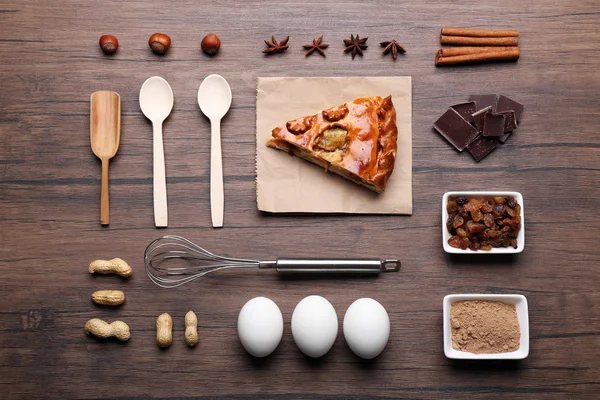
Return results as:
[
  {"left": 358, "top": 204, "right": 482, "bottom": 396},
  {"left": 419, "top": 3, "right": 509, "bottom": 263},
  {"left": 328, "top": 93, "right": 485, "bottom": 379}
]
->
[
  {"left": 99, "top": 35, "right": 118, "bottom": 54},
  {"left": 149, "top": 33, "right": 171, "bottom": 55},
  {"left": 201, "top": 33, "right": 220, "bottom": 55}
]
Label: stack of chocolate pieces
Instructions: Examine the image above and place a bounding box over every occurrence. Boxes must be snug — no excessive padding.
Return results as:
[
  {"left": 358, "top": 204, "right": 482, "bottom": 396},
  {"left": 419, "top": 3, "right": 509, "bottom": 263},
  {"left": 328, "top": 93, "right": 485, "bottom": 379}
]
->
[{"left": 433, "top": 94, "right": 523, "bottom": 162}]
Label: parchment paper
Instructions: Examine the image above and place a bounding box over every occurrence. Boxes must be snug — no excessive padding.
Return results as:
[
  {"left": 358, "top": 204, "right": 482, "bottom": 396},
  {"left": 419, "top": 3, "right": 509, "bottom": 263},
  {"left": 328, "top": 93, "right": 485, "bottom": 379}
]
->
[{"left": 256, "top": 77, "right": 412, "bottom": 214}]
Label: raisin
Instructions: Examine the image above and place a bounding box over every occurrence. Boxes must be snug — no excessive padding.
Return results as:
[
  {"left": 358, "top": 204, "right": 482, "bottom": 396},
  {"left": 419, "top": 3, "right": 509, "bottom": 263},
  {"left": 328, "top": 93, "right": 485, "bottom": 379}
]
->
[
  {"left": 501, "top": 225, "right": 511, "bottom": 233},
  {"left": 506, "top": 206, "right": 516, "bottom": 217},
  {"left": 456, "top": 227, "right": 469, "bottom": 237},
  {"left": 452, "top": 215, "right": 464, "bottom": 229},
  {"left": 481, "top": 201, "right": 493, "bottom": 213},
  {"left": 483, "top": 213, "right": 494, "bottom": 227},
  {"left": 479, "top": 244, "right": 493, "bottom": 251},
  {"left": 488, "top": 229, "right": 500, "bottom": 239},
  {"left": 456, "top": 196, "right": 468, "bottom": 205},
  {"left": 506, "top": 196, "right": 516, "bottom": 208},
  {"left": 509, "top": 239, "right": 518, "bottom": 249},
  {"left": 447, "top": 199, "right": 458, "bottom": 213},
  {"left": 458, "top": 208, "right": 468, "bottom": 218},
  {"left": 494, "top": 196, "right": 506, "bottom": 205},
  {"left": 501, "top": 218, "right": 512, "bottom": 227},
  {"left": 471, "top": 209, "right": 482, "bottom": 222},
  {"left": 466, "top": 220, "right": 486, "bottom": 233},
  {"left": 459, "top": 237, "right": 470, "bottom": 250},
  {"left": 446, "top": 217, "right": 454, "bottom": 232},
  {"left": 493, "top": 203, "right": 505, "bottom": 217},
  {"left": 464, "top": 198, "right": 483, "bottom": 212},
  {"left": 469, "top": 242, "right": 480, "bottom": 251},
  {"left": 448, "top": 236, "right": 461, "bottom": 248},
  {"left": 514, "top": 205, "right": 521, "bottom": 216}
]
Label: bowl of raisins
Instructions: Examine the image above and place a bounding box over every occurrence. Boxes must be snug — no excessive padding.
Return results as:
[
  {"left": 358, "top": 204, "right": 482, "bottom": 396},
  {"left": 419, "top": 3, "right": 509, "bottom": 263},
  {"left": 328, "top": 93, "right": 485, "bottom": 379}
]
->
[{"left": 442, "top": 192, "right": 524, "bottom": 254}]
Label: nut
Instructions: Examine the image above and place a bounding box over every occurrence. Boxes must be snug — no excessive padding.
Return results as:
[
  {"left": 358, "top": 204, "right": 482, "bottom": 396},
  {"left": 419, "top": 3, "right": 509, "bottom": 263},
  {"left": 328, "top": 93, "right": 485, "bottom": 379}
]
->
[
  {"left": 84, "top": 318, "right": 130, "bottom": 341},
  {"left": 286, "top": 115, "right": 316, "bottom": 135},
  {"left": 89, "top": 258, "right": 132, "bottom": 277},
  {"left": 184, "top": 311, "right": 199, "bottom": 347},
  {"left": 322, "top": 104, "right": 349, "bottom": 122},
  {"left": 99, "top": 34, "right": 118, "bottom": 54},
  {"left": 156, "top": 313, "right": 173, "bottom": 348},
  {"left": 201, "top": 33, "right": 220, "bottom": 55},
  {"left": 91, "top": 290, "right": 125, "bottom": 306},
  {"left": 149, "top": 33, "right": 171, "bottom": 55}
]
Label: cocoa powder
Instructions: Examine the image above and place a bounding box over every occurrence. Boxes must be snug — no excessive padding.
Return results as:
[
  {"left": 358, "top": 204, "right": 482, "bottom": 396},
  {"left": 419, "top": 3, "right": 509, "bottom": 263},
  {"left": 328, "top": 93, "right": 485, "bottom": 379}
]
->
[{"left": 450, "top": 300, "right": 520, "bottom": 354}]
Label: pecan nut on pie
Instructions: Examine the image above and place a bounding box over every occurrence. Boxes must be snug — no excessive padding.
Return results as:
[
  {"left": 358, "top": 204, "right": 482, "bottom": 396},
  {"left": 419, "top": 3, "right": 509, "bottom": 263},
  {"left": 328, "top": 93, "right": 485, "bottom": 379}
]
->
[{"left": 267, "top": 96, "right": 398, "bottom": 193}]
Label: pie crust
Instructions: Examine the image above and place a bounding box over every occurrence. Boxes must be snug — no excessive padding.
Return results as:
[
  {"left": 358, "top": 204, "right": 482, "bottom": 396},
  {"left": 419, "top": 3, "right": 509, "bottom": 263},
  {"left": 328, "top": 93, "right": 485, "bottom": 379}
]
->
[{"left": 267, "top": 96, "right": 398, "bottom": 193}]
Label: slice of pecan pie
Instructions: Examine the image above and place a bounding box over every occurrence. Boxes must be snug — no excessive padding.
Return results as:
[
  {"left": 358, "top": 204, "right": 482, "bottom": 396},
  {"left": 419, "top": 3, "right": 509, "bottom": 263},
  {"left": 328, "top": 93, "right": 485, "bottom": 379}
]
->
[{"left": 267, "top": 96, "right": 398, "bottom": 193}]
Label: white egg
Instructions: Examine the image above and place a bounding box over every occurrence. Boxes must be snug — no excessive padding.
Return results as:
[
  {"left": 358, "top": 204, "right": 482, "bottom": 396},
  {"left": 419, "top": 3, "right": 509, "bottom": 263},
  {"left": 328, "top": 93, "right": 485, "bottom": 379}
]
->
[
  {"left": 237, "top": 297, "right": 283, "bottom": 357},
  {"left": 343, "top": 298, "right": 390, "bottom": 359},
  {"left": 291, "top": 295, "right": 338, "bottom": 358}
]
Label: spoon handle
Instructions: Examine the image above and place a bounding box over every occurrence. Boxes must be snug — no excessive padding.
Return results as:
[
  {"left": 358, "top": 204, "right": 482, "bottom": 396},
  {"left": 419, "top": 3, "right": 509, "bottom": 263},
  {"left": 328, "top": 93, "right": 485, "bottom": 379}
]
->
[
  {"left": 100, "top": 158, "right": 109, "bottom": 225},
  {"left": 210, "top": 118, "right": 224, "bottom": 228},
  {"left": 153, "top": 122, "right": 168, "bottom": 227}
]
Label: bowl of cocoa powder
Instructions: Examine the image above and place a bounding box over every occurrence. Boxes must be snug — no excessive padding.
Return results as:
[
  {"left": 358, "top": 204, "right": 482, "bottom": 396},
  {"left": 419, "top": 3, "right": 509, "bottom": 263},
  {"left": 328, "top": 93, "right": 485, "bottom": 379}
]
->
[{"left": 443, "top": 294, "right": 529, "bottom": 359}]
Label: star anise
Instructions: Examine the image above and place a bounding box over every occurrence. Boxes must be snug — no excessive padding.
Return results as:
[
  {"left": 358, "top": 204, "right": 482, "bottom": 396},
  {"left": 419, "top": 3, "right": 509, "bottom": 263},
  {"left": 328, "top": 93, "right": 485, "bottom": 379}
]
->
[
  {"left": 343, "top": 34, "right": 368, "bottom": 59},
  {"left": 263, "top": 36, "right": 289, "bottom": 54},
  {"left": 380, "top": 40, "right": 406, "bottom": 60},
  {"left": 303, "top": 35, "right": 329, "bottom": 57}
]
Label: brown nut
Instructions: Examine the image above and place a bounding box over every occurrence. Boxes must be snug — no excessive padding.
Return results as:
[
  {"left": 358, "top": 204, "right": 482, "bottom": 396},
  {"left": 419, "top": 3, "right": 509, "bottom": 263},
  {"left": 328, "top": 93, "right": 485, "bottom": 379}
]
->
[
  {"left": 99, "top": 35, "right": 118, "bottom": 54},
  {"left": 201, "top": 33, "right": 221, "bottom": 55},
  {"left": 156, "top": 313, "right": 173, "bottom": 348},
  {"left": 184, "top": 311, "right": 199, "bottom": 347},
  {"left": 322, "top": 104, "right": 349, "bottom": 122},
  {"left": 84, "top": 318, "right": 130, "bottom": 341},
  {"left": 149, "top": 33, "right": 171, "bottom": 55},
  {"left": 91, "top": 290, "right": 125, "bottom": 306},
  {"left": 286, "top": 115, "right": 316, "bottom": 135},
  {"left": 89, "top": 258, "right": 132, "bottom": 277}
]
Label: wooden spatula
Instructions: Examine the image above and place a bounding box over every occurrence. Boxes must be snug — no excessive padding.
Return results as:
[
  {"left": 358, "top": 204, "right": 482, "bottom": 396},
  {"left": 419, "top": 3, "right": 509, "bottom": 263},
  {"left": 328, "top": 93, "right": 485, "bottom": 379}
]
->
[{"left": 90, "top": 91, "right": 121, "bottom": 225}]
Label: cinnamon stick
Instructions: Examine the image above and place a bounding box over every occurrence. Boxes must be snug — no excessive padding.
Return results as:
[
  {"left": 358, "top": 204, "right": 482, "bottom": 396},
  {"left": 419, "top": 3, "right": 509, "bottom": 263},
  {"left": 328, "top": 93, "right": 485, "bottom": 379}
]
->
[
  {"left": 441, "top": 28, "right": 519, "bottom": 38},
  {"left": 435, "top": 48, "right": 520, "bottom": 66},
  {"left": 439, "top": 46, "right": 517, "bottom": 57},
  {"left": 440, "top": 35, "right": 519, "bottom": 46}
]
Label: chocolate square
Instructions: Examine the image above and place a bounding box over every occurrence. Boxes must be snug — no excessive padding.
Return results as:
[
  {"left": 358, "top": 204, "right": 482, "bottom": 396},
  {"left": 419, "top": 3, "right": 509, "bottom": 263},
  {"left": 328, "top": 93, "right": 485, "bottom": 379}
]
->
[
  {"left": 472, "top": 106, "right": 492, "bottom": 132},
  {"left": 498, "top": 132, "right": 512, "bottom": 143},
  {"left": 433, "top": 108, "right": 480, "bottom": 152},
  {"left": 469, "top": 94, "right": 498, "bottom": 113},
  {"left": 483, "top": 113, "right": 506, "bottom": 137},
  {"left": 450, "top": 102, "right": 477, "bottom": 123},
  {"left": 496, "top": 95, "right": 524, "bottom": 122},
  {"left": 496, "top": 111, "right": 517, "bottom": 132},
  {"left": 467, "top": 135, "right": 499, "bottom": 162}
]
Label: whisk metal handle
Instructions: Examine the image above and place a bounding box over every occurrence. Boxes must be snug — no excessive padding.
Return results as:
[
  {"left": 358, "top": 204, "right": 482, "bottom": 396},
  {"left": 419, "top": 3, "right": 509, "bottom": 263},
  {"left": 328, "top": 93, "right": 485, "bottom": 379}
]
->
[{"left": 261, "top": 259, "right": 401, "bottom": 274}]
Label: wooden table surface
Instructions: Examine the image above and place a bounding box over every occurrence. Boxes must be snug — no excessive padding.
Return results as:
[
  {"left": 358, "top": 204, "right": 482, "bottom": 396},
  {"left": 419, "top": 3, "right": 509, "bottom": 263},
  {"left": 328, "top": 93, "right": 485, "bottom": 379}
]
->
[{"left": 1, "top": 1, "right": 599, "bottom": 398}]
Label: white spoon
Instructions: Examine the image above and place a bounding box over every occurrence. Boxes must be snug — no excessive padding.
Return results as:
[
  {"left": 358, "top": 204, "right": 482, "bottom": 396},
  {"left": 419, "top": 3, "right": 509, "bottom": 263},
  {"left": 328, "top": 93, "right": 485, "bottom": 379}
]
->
[
  {"left": 197, "top": 74, "right": 232, "bottom": 228},
  {"left": 139, "top": 76, "right": 174, "bottom": 228}
]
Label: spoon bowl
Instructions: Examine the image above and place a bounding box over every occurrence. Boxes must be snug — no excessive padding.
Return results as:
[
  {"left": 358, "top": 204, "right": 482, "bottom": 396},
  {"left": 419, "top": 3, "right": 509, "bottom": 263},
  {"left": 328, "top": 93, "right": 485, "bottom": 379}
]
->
[
  {"left": 197, "top": 74, "right": 232, "bottom": 120},
  {"left": 140, "top": 76, "right": 174, "bottom": 122}
]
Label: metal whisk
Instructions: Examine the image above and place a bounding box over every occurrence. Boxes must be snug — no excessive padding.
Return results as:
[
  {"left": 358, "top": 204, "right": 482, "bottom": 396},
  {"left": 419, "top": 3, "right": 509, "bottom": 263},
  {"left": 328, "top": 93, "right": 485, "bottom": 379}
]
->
[{"left": 145, "top": 235, "right": 401, "bottom": 288}]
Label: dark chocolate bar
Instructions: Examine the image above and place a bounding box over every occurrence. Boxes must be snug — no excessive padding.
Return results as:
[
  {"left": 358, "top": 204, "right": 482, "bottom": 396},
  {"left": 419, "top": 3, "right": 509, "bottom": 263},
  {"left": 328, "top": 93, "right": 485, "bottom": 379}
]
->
[
  {"left": 498, "top": 132, "right": 512, "bottom": 143},
  {"left": 450, "top": 102, "right": 477, "bottom": 123},
  {"left": 495, "top": 111, "right": 517, "bottom": 132},
  {"left": 483, "top": 113, "right": 506, "bottom": 137},
  {"left": 472, "top": 106, "right": 492, "bottom": 132},
  {"left": 467, "top": 135, "right": 499, "bottom": 162},
  {"left": 433, "top": 108, "right": 480, "bottom": 152},
  {"left": 496, "top": 95, "right": 524, "bottom": 122},
  {"left": 469, "top": 94, "right": 497, "bottom": 113}
]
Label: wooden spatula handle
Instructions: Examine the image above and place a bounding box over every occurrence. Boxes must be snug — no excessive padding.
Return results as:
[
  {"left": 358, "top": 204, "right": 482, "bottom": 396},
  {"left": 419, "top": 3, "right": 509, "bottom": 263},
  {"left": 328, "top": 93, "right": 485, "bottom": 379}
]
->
[{"left": 100, "top": 158, "right": 109, "bottom": 225}]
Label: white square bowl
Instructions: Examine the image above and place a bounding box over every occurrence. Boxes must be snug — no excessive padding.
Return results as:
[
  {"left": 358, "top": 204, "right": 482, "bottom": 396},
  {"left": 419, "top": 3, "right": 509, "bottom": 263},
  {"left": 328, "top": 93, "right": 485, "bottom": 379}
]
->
[
  {"left": 442, "top": 191, "right": 525, "bottom": 254},
  {"left": 443, "top": 294, "right": 529, "bottom": 360}
]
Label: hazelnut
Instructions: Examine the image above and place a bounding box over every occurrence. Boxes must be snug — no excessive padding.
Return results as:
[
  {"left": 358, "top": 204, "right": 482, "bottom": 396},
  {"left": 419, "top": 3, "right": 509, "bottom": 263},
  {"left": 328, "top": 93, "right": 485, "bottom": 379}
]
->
[
  {"left": 99, "top": 35, "right": 118, "bottom": 54},
  {"left": 201, "top": 33, "right": 221, "bottom": 55},
  {"left": 149, "top": 33, "right": 171, "bottom": 55}
]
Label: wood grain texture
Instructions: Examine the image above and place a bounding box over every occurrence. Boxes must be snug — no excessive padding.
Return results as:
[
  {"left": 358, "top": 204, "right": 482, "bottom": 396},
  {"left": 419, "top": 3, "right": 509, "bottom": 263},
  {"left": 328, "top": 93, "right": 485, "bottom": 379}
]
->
[{"left": 1, "top": 0, "right": 599, "bottom": 399}]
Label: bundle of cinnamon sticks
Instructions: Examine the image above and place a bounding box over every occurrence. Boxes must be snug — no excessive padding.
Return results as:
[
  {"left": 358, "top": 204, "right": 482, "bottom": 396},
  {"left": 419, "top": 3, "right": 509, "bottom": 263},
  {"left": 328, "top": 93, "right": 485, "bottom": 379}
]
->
[{"left": 435, "top": 28, "right": 520, "bottom": 66}]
